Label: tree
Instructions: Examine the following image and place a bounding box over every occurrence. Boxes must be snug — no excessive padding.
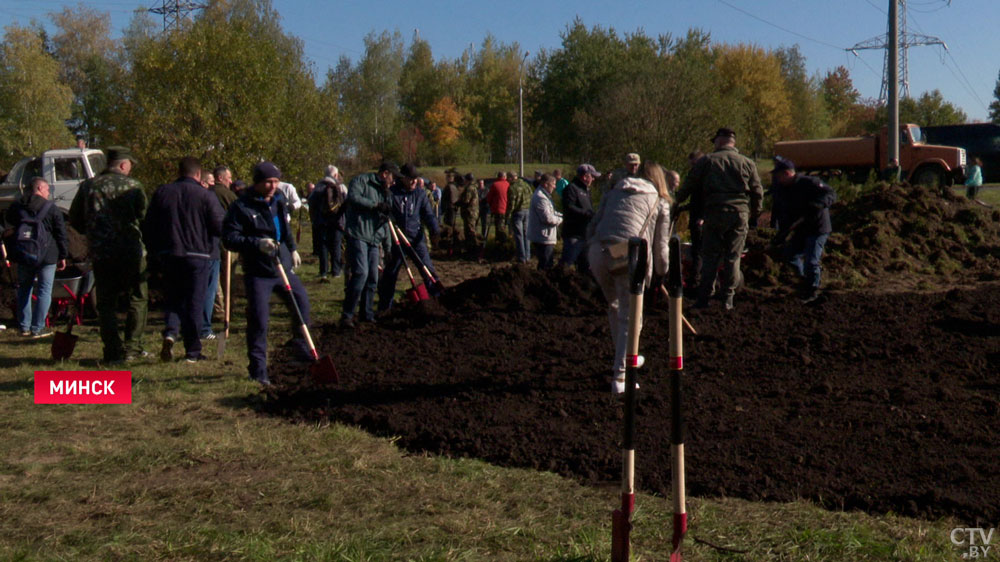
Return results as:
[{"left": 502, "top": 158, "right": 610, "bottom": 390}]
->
[
  {"left": 991, "top": 69, "right": 1000, "bottom": 124},
  {"left": 821, "top": 66, "right": 873, "bottom": 137},
  {"left": 0, "top": 25, "right": 74, "bottom": 165},
  {"left": 119, "top": 0, "right": 337, "bottom": 185},
  {"left": 871, "top": 89, "right": 967, "bottom": 130},
  {"left": 774, "top": 45, "right": 829, "bottom": 140},
  {"left": 714, "top": 43, "right": 791, "bottom": 155},
  {"left": 48, "top": 5, "right": 126, "bottom": 146}
]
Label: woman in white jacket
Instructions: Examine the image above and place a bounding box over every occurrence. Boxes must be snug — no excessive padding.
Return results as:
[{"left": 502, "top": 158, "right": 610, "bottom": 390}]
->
[
  {"left": 527, "top": 174, "right": 563, "bottom": 269},
  {"left": 587, "top": 162, "right": 672, "bottom": 393}
]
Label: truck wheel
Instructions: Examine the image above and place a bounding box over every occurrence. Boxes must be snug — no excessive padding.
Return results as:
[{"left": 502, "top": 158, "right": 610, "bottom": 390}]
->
[{"left": 913, "top": 166, "right": 945, "bottom": 187}]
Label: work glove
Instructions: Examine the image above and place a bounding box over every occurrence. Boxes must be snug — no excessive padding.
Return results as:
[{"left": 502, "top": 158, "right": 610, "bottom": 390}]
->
[
  {"left": 292, "top": 250, "right": 302, "bottom": 269},
  {"left": 257, "top": 237, "right": 279, "bottom": 255}
]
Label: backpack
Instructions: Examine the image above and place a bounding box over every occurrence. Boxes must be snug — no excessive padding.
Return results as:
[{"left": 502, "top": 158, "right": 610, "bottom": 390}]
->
[{"left": 12, "top": 200, "right": 54, "bottom": 267}]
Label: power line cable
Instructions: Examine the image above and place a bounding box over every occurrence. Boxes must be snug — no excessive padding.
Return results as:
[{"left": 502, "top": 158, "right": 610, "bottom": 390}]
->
[{"left": 715, "top": 0, "right": 847, "bottom": 51}]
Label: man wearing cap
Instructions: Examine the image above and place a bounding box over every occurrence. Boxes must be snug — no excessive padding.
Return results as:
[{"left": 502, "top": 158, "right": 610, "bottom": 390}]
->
[
  {"left": 144, "top": 156, "right": 225, "bottom": 362},
  {"left": 69, "top": 146, "right": 149, "bottom": 364},
  {"left": 222, "top": 162, "right": 309, "bottom": 384},
  {"left": 605, "top": 153, "right": 642, "bottom": 193},
  {"left": 558, "top": 164, "right": 600, "bottom": 271},
  {"left": 377, "top": 163, "right": 439, "bottom": 313},
  {"left": 677, "top": 127, "right": 763, "bottom": 310},
  {"left": 340, "top": 161, "right": 395, "bottom": 328},
  {"left": 769, "top": 156, "right": 836, "bottom": 303}
]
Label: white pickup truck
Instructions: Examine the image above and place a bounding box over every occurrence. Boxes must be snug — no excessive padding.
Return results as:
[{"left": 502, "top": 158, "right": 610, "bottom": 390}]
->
[{"left": 0, "top": 148, "right": 106, "bottom": 213}]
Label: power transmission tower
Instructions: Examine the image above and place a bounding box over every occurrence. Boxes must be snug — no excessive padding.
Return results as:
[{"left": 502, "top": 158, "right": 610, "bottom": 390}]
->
[
  {"left": 847, "top": 0, "right": 949, "bottom": 103},
  {"left": 149, "top": 0, "right": 207, "bottom": 32}
]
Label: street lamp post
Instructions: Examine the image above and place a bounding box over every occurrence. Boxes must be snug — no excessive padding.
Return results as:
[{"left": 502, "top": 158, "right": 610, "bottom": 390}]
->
[{"left": 519, "top": 51, "right": 528, "bottom": 179}]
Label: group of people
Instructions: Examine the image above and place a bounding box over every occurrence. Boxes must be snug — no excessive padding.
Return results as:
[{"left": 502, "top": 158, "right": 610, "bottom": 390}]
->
[{"left": 2, "top": 127, "right": 839, "bottom": 389}]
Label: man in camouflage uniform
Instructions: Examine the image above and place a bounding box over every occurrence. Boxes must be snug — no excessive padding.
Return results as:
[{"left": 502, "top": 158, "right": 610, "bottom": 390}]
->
[
  {"left": 69, "top": 146, "right": 148, "bottom": 363},
  {"left": 456, "top": 172, "right": 479, "bottom": 251},
  {"left": 505, "top": 171, "right": 533, "bottom": 263},
  {"left": 676, "top": 128, "right": 763, "bottom": 310}
]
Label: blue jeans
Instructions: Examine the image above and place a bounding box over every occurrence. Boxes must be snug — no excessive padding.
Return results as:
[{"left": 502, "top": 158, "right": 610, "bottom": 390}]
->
[
  {"left": 16, "top": 262, "right": 57, "bottom": 334},
  {"left": 377, "top": 239, "right": 436, "bottom": 312},
  {"left": 342, "top": 237, "right": 380, "bottom": 321},
  {"left": 201, "top": 258, "right": 220, "bottom": 336},
  {"left": 510, "top": 210, "right": 530, "bottom": 263},
  {"left": 559, "top": 236, "right": 588, "bottom": 271},
  {"left": 532, "top": 243, "right": 555, "bottom": 270},
  {"left": 785, "top": 232, "right": 829, "bottom": 288}
]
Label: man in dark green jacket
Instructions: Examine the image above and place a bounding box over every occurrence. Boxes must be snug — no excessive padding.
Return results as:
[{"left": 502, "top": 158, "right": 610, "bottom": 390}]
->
[
  {"left": 340, "top": 161, "right": 396, "bottom": 328},
  {"left": 677, "top": 128, "right": 763, "bottom": 310},
  {"left": 68, "top": 146, "right": 148, "bottom": 363}
]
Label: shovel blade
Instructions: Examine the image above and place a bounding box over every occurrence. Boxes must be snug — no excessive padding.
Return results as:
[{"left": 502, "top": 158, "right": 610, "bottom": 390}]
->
[
  {"left": 406, "top": 283, "right": 431, "bottom": 303},
  {"left": 51, "top": 331, "right": 79, "bottom": 360},
  {"left": 611, "top": 509, "right": 631, "bottom": 562},
  {"left": 310, "top": 355, "right": 339, "bottom": 385}
]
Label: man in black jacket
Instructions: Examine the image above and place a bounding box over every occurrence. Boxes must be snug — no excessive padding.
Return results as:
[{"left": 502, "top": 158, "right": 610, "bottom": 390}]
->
[
  {"left": 222, "top": 162, "right": 309, "bottom": 385},
  {"left": 770, "top": 156, "right": 837, "bottom": 303},
  {"left": 144, "top": 157, "right": 225, "bottom": 362},
  {"left": 4, "top": 177, "right": 68, "bottom": 338},
  {"left": 558, "top": 163, "right": 600, "bottom": 271}
]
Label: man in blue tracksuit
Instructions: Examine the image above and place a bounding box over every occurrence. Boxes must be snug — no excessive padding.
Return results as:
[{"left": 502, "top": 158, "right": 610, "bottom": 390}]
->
[
  {"left": 377, "top": 163, "right": 439, "bottom": 313},
  {"left": 340, "top": 161, "right": 396, "bottom": 328},
  {"left": 222, "top": 162, "right": 309, "bottom": 384},
  {"left": 144, "top": 157, "right": 224, "bottom": 362}
]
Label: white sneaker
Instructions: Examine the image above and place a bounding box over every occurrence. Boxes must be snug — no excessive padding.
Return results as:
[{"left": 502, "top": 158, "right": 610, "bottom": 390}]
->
[{"left": 611, "top": 378, "right": 640, "bottom": 394}]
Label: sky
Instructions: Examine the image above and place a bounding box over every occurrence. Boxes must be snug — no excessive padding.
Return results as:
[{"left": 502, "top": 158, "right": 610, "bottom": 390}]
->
[{"left": 1, "top": 0, "right": 996, "bottom": 122}]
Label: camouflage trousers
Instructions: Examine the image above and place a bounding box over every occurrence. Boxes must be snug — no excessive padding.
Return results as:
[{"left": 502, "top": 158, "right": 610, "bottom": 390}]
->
[
  {"left": 93, "top": 256, "right": 148, "bottom": 361},
  {"left": 697, "top": 208, "right": 748, "bottom": 300}
]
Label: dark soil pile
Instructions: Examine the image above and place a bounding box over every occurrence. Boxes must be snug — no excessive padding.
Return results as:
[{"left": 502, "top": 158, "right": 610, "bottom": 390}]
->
[
  {"left": 744, "top": 183, "right": 1000, "bottom": 290},
  {"left": 439, "top": 263, "right": 605, "bottom": 315},
  {"left": 264, "top": 283, "right": 1000, "bottom": 525}
]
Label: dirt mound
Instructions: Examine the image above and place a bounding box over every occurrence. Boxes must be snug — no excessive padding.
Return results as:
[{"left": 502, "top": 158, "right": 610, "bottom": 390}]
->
[
  {"left": 263, "top": 283, "right": 1000, "bottom": 525},
  {"left": 743, "top": 183, "right": 1000, "bottom": 291},
  {"left": 439, "top": 263, "right": 605, "bottom": 315}
]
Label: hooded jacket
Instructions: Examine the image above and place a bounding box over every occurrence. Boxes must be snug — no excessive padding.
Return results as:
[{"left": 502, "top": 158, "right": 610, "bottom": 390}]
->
[
  {"left": 344, "top": 172, "right": 390, "bottom": 244},
  {"left": 527, "top": 187, "right": 563, "bottom": 245},
  {"left": 222, "top": 190, "right": 296, "bottom": 278},
  {"left": 587, "top": 177, "right": 671, "bottom": 283},
  {"left": 560, "top": 176, "right": 594, "bottom": 239}
]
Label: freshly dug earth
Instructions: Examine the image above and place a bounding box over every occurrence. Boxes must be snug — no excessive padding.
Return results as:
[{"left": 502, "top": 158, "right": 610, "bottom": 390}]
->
[{"left": 265, "top": 265, "right": 1000, "bottom": 525}]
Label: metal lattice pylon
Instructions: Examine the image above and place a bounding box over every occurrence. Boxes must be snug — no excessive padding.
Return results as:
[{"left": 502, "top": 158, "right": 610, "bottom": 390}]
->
[
  {"left": 148, "top": 0, "right": 207, "bottom": 32},
  {"left": 847, "top": 0, "right": 949, "bottom": 103}
]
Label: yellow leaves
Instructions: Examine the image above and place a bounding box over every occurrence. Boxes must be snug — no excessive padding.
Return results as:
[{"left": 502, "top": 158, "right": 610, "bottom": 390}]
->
[
  {"left": 714, "top": 43, "right": 793, "bottom": 151},
  {"left": 424, "top": 97, "right": 464, "bottom": 148}
]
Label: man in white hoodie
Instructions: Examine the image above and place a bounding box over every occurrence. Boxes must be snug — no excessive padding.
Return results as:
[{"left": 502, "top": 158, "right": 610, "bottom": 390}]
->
[{"left": 526, "top": 173, "right": 563, "bottom": 269}]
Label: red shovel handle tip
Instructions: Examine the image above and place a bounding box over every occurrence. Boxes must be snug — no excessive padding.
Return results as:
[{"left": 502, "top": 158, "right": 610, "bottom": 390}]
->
[
  {"left": 627, "top": 355, "right": 641, "bottom": 368},
  {"left": 670, "top": 357, "right": 683, "bottom": 370}
]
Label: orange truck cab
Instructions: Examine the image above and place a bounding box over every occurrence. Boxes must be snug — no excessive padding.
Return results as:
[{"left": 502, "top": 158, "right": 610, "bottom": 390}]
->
[{"left": 774, "top": 124, "right": 966, "bottom": 186}]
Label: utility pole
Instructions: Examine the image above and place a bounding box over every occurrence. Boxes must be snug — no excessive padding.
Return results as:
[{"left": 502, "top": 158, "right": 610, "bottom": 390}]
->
[
  {"left": 888, "top": 0, "right": 900, "bottom": 163},
  {"left": 149, "top": 0, "right": 207, "bottom": 32},
  {"left": 519, "top": 51, "right": 529, "bottom": 179}
]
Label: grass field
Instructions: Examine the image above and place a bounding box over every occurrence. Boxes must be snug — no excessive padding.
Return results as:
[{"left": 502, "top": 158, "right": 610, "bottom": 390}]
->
[{"left": 0, "top": 225, "right": 966, "bottom": 561}]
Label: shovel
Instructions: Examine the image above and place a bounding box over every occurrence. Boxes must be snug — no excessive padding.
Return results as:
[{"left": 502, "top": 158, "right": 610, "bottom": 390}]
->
[
  {"left": 216, "top": 251, "right": 231, "bottom": 360},
  {"left": 388, "top": 222, "right": 429, "bottom": 303},
  {"left": 611, "top": 237, "right": 648, "bottom": 562},
  {"left": 391, "top": 222, "right": 445, "bottom": 296},
  {"left": 0, "top": 240, "right": 16, "bottom": 286},
  {"left": 51, "top": 312, "right": 79, "bottom": 360},
  {"left": 273, "top": 256, "right": 339, "bottom": 385},
  {"left": 667, "top": 235, "right": 687, "bottom": 561}
]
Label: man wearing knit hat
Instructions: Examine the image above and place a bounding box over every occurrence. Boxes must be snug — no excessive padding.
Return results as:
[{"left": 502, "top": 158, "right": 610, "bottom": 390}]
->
[{"left": 222, "top": 161, "right": 310, "bottom": 385}]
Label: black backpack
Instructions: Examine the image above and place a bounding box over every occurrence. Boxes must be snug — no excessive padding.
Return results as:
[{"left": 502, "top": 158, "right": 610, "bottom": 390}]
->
[{"left": 12, "top": 200, "right": 54, "bottom": 267}]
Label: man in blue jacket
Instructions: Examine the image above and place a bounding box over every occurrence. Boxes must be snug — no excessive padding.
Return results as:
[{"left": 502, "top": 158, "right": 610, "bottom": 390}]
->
[
  {"left": 377, "top": 163, "right": 439, "bottom": 314},
  {"left": 770, "top": 156, "right": 837, "bottom": 304},
  {"left": 222, "top": 162, "right": 308, "bottom": 385},
  {"left": 144, "top": 157, "right": 225, "bottom": 362},
  {"left": 340, "top": 161, "right": 396, "bottom": 328}
]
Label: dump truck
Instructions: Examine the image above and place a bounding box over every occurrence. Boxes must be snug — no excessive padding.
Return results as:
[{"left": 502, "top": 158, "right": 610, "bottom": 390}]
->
[
  {"left": 0, "top": 148, "right": 106, "bottom": 213},
  {"left": 774, "top": 124, "right": 966, "bottom": 186}
]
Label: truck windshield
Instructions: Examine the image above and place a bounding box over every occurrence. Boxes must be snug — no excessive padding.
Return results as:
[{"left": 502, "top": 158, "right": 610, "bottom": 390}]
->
[
  {"left": 88, "top": 152, "right": 107, "bottom": 175},
  {"left": 910, "top": 126, "right": 923, "bottom": 144}
]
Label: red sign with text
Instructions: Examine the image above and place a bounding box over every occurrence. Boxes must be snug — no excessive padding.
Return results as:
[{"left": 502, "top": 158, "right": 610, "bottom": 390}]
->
[{"left": 34, "top": 371, "right": 132, "bottom": 404}]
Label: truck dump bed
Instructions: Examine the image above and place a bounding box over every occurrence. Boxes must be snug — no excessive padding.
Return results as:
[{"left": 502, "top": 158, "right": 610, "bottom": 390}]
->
[{"left": 774, "top": 136, "right": 877, "bottom": 170}]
